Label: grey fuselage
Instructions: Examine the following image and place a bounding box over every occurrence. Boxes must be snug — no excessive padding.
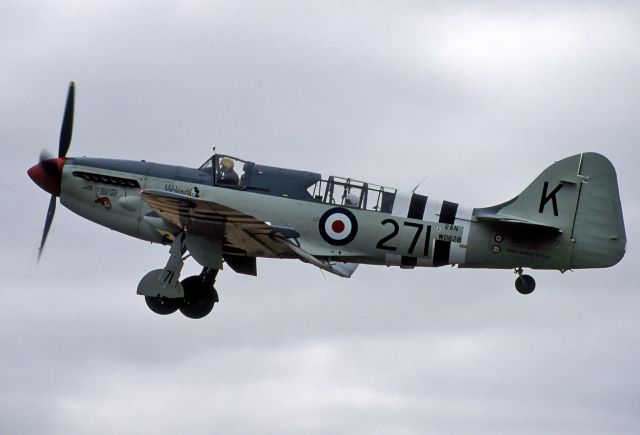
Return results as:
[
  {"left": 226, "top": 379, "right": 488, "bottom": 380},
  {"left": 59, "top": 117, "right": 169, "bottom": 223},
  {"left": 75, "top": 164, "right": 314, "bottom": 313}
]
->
[{"left": 59, "top": 154, "right": 626, "bottom": 272}]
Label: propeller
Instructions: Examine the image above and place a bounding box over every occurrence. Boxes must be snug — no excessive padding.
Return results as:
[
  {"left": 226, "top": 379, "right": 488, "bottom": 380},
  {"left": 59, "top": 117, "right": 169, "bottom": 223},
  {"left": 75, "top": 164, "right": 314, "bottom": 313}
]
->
[{"left": 27, "top": 81, "right": 75, "bottom": 261}]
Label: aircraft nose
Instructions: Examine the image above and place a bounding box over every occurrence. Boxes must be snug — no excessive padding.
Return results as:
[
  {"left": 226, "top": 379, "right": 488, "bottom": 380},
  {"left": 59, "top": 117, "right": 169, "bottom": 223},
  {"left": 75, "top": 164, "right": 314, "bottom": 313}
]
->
[{"left": 27, "top": 157, "right": 66, "bottom": 196}]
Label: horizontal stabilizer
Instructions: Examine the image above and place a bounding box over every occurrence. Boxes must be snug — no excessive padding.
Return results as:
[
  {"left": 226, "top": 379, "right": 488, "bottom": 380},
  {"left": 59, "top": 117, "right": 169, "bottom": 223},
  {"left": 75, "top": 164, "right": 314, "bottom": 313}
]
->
[{"left": 474, "top": 211, "right": 562, "bottom": 233}]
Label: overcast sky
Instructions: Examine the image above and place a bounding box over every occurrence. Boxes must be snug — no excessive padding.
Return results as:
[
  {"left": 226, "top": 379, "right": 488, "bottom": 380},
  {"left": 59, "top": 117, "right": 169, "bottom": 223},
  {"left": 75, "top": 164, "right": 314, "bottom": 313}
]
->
[{"left": 1, "top": 1, "right": 639, "bottom": 434}]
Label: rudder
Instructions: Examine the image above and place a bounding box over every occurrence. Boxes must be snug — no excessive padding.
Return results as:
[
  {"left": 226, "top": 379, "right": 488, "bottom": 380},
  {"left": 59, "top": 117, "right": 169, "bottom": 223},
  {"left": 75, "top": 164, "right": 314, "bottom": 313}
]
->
[{"left": 569, "top": 153, "right": 626, "bottom": 268}]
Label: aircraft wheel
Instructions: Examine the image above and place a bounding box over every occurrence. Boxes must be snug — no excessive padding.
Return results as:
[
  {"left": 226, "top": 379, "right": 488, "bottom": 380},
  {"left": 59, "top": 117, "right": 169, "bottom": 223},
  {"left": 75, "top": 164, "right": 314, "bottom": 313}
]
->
[
  {"left": 179, "top": 275, "right": 217, "bottom": 319},
  {"left": 515, "top": 274, "right": 536, "bottom": 295},
  {"left": 145, "top": 295, "right": 182, "bottom": 315}
]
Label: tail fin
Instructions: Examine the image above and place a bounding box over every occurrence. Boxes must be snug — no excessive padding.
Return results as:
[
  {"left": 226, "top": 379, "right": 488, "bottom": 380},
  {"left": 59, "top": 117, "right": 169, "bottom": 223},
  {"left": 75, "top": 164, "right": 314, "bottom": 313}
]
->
[{"left": 475, "top": 153, "right": 626, "bottom": 269}]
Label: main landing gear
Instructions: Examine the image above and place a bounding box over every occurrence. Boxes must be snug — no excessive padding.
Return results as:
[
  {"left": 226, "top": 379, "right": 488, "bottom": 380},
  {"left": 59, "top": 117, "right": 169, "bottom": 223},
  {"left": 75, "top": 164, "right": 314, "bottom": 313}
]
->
[
  {"left": 137, "top": 233, "right": 220, "bottom": 319},
  {"left": 514, "top": 267, "right": 536, "bottom": 295},
  {"left": 144, "top": 269, "right": 219, "bottom": 319}
]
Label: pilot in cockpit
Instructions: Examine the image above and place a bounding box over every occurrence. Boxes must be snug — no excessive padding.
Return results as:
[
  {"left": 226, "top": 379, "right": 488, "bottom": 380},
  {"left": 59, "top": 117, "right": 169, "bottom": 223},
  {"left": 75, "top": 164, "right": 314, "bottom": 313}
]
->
[{"left": 219, "top": 157, "right": 239, "bottom": 185}]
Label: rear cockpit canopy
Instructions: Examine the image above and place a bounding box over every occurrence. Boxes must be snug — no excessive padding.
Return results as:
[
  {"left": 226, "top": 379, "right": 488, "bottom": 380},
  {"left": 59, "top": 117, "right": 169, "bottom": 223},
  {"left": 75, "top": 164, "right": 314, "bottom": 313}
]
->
[{"left": 307, "top": 176, "right": 396, "bottom": 212}]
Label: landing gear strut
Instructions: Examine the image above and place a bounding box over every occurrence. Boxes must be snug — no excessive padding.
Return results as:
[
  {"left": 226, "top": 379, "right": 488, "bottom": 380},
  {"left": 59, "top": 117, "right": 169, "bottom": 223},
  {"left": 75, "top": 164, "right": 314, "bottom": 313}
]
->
[{"left": 514, "top": 267, "right": 536, "bottom": 295}]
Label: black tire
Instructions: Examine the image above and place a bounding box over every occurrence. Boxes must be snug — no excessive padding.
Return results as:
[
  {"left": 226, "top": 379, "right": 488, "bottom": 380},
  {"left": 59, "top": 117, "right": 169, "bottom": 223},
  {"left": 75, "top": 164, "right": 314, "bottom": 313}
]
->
[
  {"left": 515, "top": 274, "right": 536, "bottom": 295},
  {"left": 145, "top": 295, "right": 182, "bottom": 315},
  {"left": 179, "top": 275, "right": 217, "bottom": 319}
]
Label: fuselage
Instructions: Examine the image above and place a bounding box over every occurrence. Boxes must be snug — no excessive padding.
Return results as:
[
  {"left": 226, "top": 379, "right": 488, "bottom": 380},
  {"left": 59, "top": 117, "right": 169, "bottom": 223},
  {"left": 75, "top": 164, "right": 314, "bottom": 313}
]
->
[{"left": 56, "top": 155, "right": 583, "bottom": 271}]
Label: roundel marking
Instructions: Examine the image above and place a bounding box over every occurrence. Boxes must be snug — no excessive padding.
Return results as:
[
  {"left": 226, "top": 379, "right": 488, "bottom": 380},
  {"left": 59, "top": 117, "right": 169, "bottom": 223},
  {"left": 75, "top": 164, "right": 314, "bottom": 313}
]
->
[{"left": 319, "top": 207, "right": 358, "bottom": 246}]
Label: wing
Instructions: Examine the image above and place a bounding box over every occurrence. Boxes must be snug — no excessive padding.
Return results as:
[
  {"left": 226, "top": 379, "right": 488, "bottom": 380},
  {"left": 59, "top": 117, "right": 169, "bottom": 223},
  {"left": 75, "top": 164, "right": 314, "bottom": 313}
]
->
[
  {"left": 140, "top": 189, "right": 357, "bottom": 278},
  {"left": 141, "top": 189, "right": 291, "bottom": 258}
]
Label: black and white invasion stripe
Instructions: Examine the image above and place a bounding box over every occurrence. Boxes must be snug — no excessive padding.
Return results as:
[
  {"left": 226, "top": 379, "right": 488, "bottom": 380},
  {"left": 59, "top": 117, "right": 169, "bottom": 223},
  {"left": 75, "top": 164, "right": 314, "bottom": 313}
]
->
[
  {"left": 389, "top": 192, "right": 462, "bottom": 268},
  {"left": 432, "top": 200, "right": 459, "bottom": 267}
]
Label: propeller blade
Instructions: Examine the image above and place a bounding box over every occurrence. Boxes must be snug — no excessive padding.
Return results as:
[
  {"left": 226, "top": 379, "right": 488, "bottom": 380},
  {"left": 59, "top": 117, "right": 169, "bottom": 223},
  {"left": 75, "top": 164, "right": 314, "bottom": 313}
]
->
[
  {"left": 37, "top": 195, "right": 57, "bottom": 261},
  {"left": 58, "top": 81, "right": 75, "bottom": 158}
]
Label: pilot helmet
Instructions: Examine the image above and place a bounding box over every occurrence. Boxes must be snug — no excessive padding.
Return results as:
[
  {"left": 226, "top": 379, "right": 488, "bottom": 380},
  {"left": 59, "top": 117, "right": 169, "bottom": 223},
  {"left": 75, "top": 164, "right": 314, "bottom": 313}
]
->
[
  {"left": 345, "top": 193, "right": 359, "bottom": 206},
  {"left": 221, "top": 157, "right": 235, "bottom": 169}
]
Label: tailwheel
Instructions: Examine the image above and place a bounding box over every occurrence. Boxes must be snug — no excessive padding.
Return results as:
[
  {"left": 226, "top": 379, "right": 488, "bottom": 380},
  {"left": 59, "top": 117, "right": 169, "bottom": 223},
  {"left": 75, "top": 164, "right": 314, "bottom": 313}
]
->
[
  {"left": 514, "top": 268, "right": 536, "bottom": 295},
  {"left": 145, "top": 295, "right": 182, "bottom": 315},
  {"left": 179, "top": 275, "right": 219, "bottom": 319}
]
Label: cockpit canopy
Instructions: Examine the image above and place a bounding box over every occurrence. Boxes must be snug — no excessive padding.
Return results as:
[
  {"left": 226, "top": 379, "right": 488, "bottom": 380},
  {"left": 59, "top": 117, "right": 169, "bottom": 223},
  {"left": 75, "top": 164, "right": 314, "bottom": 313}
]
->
[
  {"left": 198, "top": 154, "right": 397, "bottom": 212},
  {"left": 199, "top": 154, "right": 252, "bottom": 188}
]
